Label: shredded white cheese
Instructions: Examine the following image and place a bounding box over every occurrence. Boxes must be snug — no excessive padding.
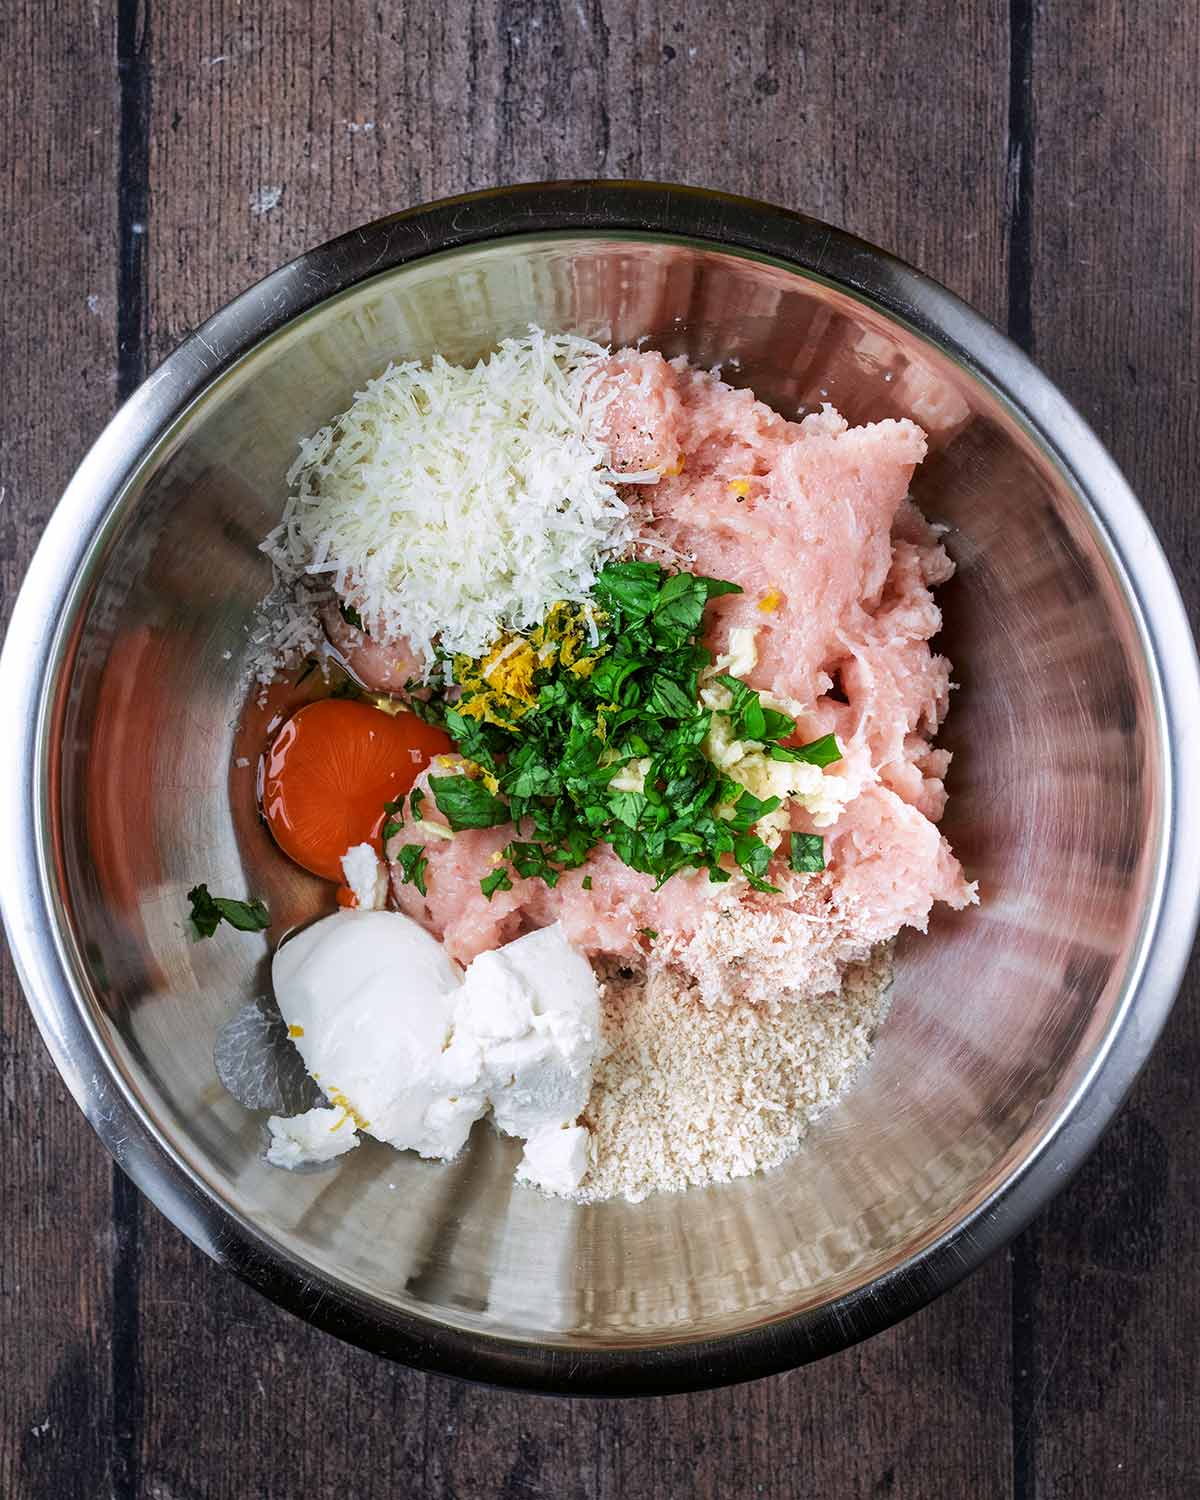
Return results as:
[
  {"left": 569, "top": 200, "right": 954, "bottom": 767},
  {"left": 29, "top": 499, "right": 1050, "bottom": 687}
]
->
[{"left": 262, "top": 329, "right": 657, "bottom": 672}]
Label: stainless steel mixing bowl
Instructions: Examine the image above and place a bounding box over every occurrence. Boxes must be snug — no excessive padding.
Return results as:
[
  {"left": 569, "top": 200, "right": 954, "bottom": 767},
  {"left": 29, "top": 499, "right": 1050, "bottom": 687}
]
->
[{"left": 3, "top": 183, "right": 1198, "bottom": 1394}]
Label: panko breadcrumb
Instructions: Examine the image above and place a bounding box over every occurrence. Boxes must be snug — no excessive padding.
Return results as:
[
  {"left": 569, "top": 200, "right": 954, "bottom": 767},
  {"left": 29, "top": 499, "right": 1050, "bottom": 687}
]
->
[{"left": 574, "top": 945, "right": 893, "bottom": 1203}]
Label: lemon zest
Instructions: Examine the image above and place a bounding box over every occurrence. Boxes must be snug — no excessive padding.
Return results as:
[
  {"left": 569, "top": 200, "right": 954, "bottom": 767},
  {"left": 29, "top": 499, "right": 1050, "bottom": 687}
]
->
[{"left": 324, "top": 1088, "right": 369, "bottom": 1132}]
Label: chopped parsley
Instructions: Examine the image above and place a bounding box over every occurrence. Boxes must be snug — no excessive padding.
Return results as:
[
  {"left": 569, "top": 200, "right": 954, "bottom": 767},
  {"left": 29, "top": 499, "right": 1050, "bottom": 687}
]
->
[
  {"left": 788, "top": 832, "right": 826, "bottom": 874},
  {"left": 395, "top": 844, "right": 429, "bottom": 897},
  {"left": 381, "top": 797, "right": 404, "bottom": 843},
  {"left": 187, "top": 884, "right": 270, "bottom": 939},
  {"left": 770, "top": 732, "right": 841, "bottom": 768},
  {"left": 415, "top": 562, "right": 842, "bottom": 899},
  {"left": 427, "top": 774, "right": 508, "bottom": 829},
  {"left": 339, "top": 601, "right": 366, "bottom": 632},
  {"left": 480, "top": 867, "right": 514, "bottom": 901}
]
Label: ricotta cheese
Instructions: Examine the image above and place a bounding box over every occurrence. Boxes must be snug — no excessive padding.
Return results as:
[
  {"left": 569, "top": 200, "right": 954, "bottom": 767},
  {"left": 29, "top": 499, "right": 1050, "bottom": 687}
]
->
[{"left": 266, "top": 912, "right": 599, "bottom": 1190}]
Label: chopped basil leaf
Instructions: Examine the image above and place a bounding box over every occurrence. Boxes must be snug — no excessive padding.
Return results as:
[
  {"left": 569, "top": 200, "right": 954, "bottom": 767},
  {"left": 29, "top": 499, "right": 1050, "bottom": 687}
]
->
[
  {"left": 339, "top": 601, "right": 365, "bottom": 632},
  {"left": 187, "top": 883, "right": 270, "bottom": 939},
  {"left": 581, "top": 875, "right": 593, "bottom": 890},
  {"left": 409, "top": 786, "right": 425, "bottom": 822},
  {"left": 504, "top": 841, "right": 562, "bottom": 888}
]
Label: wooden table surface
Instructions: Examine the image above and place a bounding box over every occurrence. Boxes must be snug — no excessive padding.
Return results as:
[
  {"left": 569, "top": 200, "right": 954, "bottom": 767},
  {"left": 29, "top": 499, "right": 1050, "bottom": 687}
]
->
[{"left": 2, "top": 1, "right": 1197, "bottom": 1495}]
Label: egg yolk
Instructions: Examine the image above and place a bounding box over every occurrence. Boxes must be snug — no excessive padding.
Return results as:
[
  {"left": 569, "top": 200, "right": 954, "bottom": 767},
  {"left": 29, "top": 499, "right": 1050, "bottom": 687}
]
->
[{"left": 263, "top": 698, "right": 451, "bottom": 882}]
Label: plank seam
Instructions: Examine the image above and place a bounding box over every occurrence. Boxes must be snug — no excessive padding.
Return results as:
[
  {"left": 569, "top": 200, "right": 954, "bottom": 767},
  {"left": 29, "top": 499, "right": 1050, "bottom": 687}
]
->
[
  {"left": 1007, "top": 0, "right": 1035, "bottom": 354},
  {"left": 112, "top": 0, "right": 150, "bottom": 1495}
]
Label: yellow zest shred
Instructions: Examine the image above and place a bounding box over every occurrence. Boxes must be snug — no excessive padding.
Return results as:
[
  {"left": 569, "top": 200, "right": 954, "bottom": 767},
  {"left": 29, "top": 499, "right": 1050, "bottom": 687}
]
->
[
  {"left": 727, "top": 479, "right": 751, "bottom": 497},
  {"left": 757, "top": 589, "right": 782, "bottom": 613},
  {"left": 288, "top": 1024, "right": 304, "bottom": 1038},
  {"left": 461, "top": 760, "right": 501, "bottom": 795},
  {"left": 662, "top": 454, "right": 685, "bottom": 477},
  {"left": 593, "top": 702, "right": 621, "bottom": 743},
  {"left": 325, "top": 1087, "right": 368, "bottom": 1132},
  {"left": 452, "top": 602, "right": 609, "bottom": 730}
]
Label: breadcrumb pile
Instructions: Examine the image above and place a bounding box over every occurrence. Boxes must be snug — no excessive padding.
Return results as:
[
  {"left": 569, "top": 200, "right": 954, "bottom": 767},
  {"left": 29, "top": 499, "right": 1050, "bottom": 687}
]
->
[{"left": 574, "top": 945, "right": 893, "bottom": 1203}]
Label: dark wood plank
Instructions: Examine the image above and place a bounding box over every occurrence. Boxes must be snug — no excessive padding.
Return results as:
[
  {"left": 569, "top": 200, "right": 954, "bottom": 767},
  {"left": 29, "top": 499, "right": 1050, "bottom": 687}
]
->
[
  {"left": 131, "top": 2, "right": 1016, "bottom": 1497},
  {"left": 1014, "top": 3, "right": 1200, "bottom": 1495},
  {"left": 0, "top": 3, "right": 122, "bottom": 1498}
]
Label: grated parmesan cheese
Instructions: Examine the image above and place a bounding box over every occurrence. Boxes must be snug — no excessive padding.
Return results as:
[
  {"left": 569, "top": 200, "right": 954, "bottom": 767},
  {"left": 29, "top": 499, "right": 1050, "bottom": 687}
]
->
[{"left": 261, "top": 329, "right": 657, "bottom": 672}]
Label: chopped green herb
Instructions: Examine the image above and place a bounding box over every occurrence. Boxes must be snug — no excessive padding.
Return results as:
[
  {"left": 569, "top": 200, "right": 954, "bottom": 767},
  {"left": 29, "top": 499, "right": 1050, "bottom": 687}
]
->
[
  {"left": 408, "top": 562, "right": 834, "bottom": 897},
  {"left": 788, "top": 832, "right": 826, "bottom": 873},
  {"left": 733, "top": 833, "right": 781, "bottom": 894},
  {"left": 187, "top": 883, "right": 270, "bottom": 939},
  {"left": 409, "top": 785, "right": 425, "bottom": 822},
  {"left": 581, "top": 875, "right": 593, "bottom": 890},
  {"left": 504, "top": 840, "right": 562, "bottom": 888},
  {"left": 640, "top": 927, "right": 658, "bottom": 942},
  {"left": 381, "top": 797, "right": 405, "bottom": 844},
  {"left": 792, "top": 734, "right": 842, "bottom": 768},
  {"left": 429, "top": 774, "right": 510, "bottom": 831},
  {"left": 395, "top": 844, "right": 429, "bottom": 897},
  {"left": 339, "top": 601, "right": 365, "bottom": 632},
  {"left": 480, "top": 867, "right": 513, "bottom": 901}
]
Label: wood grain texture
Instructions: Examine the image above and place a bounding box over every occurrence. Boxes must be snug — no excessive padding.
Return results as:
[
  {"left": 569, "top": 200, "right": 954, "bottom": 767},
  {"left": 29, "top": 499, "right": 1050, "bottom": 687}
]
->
[
  {"left": 1012, "top": 2, "right": 1200, "bottom": 1495},
  {"left": 0, "top": 4, "right": 122, "bottom": 1498},
  {"left": 1, "top": 0, "right": 1196, "bottom": 1495}
]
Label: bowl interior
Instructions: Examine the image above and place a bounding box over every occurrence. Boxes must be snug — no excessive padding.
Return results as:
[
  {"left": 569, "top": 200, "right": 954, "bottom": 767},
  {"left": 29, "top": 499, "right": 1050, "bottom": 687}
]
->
[{"left": 48, "top": 235, "right": 1158, "bottom": 1352}]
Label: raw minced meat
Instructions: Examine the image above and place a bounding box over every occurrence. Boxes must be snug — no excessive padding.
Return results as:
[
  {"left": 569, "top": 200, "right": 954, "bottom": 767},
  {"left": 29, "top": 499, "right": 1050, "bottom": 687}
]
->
[{"left": 387, "top": 352, "right": 974, "bottom": 1005}]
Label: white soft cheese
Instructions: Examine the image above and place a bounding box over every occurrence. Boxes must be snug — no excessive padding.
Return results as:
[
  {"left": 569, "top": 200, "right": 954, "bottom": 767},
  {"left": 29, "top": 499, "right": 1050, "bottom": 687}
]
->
[
  {"left": 516, "top": 1124, "right": 592, "bottom": 1194},
  {"left": 268, "top": 913, "right": 600, "bottom": 1186},
  {"left": 340, "top": 841, "right": 389, "bottom": 910},
  {"left": 449, "top": 925, "right": 601, "bottom": 1139},
  {"left": 266, "top": 1106, "right": 361, "bottom": 1168},
  {"left": 271, "top": 909, "right": 472, "bottom": 1161}
]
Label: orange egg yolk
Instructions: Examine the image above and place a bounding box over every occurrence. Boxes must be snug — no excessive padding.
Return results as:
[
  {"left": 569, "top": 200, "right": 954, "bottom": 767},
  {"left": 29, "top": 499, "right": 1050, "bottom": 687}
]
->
[{"left": 263, "top": 698, "right": 451, "bottom": 882}]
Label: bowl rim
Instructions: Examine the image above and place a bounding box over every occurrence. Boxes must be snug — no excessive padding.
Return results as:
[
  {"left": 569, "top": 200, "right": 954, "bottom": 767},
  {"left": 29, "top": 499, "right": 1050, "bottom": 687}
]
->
[{"left": 3, "top": 180, "right": 1199, "bottom": 1395}]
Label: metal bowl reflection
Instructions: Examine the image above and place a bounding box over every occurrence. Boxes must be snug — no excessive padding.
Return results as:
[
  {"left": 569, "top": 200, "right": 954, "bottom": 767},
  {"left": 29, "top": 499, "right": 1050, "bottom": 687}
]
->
[{"left": 2, "top": 183, "right": 1198, "bottom": 1394}]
